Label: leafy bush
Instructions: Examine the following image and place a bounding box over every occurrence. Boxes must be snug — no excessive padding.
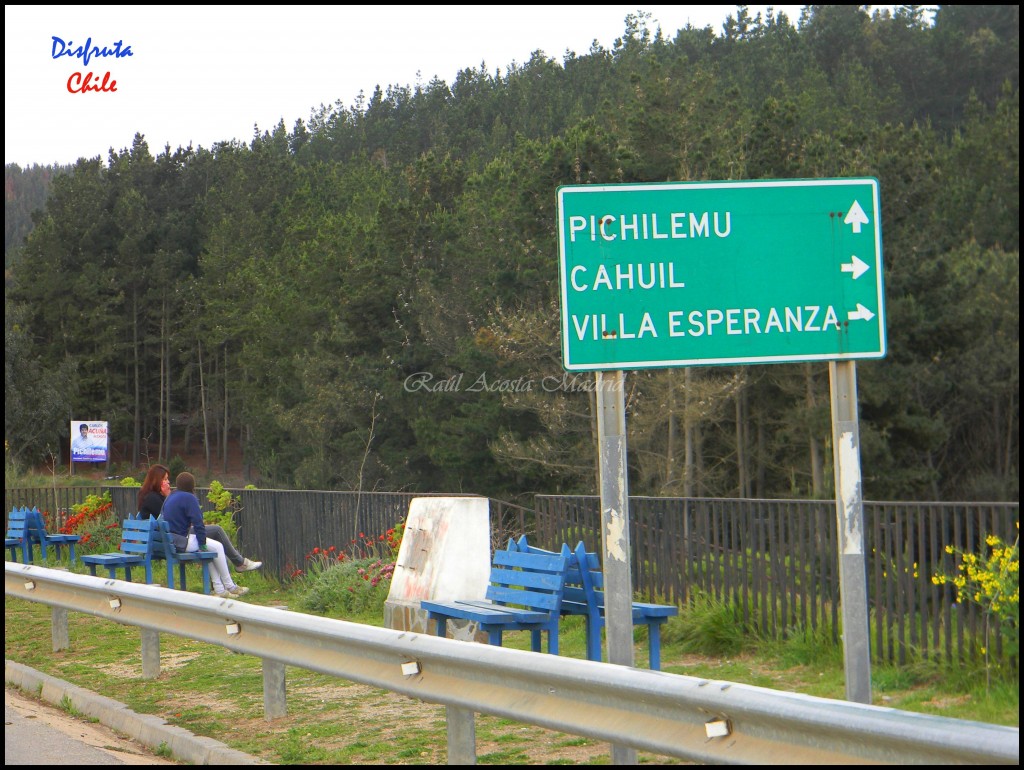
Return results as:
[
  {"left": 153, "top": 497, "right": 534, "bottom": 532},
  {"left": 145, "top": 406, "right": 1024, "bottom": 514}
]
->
[
  {"left": 932, "top": 527, "right": 1019, "bottom": 679},
  {"left": 294, "top": 556, "right": 396, "bottom": 617},
  {"left": 59, "top": 492, "right": 120, "bottom": 555},
  {"left": 289, "top": 521, "right": 405, "bottom": 619},
  {"left": 205, "top": 480, "right": 239, "bottom": 541},
  {"left": 168, "top": 455, "right": 186, "bottom": 479}
]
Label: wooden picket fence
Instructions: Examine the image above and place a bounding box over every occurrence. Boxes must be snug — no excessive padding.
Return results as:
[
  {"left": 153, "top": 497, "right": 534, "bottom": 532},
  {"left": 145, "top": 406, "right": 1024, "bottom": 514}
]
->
[{"left": 533, "top": 495, "right": 1019, "bottom": 665}]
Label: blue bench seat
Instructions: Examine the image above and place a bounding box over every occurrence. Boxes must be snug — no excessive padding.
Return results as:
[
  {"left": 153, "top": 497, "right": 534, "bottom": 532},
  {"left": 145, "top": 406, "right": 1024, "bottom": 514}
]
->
[
  {"left": 510, "top": 536, "right": 679, "bottom": 670},
  {"left": 6, "top": 507, "right": 81, "bottom": 564},
  {"left": 421, "top": 549, "right": 569, "bottom": 654},
  {"left": 6, "top": 508, "right": 32, "bottom": 562},
  {"left": 152, "top": 518, "right": 217, "bottom": 594},
  {"left": 80, "top": 518, "right": 156, "bottom": 583},
  {"left": 26, "top": 507, "right": 81, "bottom": 561}
]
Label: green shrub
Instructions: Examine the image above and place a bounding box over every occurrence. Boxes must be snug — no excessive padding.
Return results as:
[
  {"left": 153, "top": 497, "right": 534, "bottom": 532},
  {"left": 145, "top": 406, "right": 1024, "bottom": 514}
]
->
[
  {"left": 289, "top": 521, "right": 405, "bottom": 619},
  {"left": 294, "top": 556, "right": 395, "bottom": 617},
  {"left": 59, "top": 492, "right": 121, "bottom": 555},
  {"left": 168, "top": 455, "right": 186, "bottom": 479},
  {"left": 932, "top": 530, "right": 1019, "bottom": 667},
  {"left": 205, "top": 480, "right": 239, "bottom": 541}
]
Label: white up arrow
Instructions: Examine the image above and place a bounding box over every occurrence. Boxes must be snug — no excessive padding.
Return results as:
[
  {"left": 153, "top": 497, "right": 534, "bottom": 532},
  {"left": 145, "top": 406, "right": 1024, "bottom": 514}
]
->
[
  {"left": 848, "top": 304, "right": 875, "bottom": 322},
  {"left": 844, "top": 200, "right": 870, "bottom": 234},
  {"left": 841, "top": 255, "right": 870, "bottom": 280}
]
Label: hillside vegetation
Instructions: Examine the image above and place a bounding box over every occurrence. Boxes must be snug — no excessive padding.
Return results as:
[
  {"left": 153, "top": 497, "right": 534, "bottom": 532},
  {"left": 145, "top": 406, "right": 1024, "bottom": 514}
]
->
[{"left": 4, "top": 6, "right": 1019, "bottom": 502}]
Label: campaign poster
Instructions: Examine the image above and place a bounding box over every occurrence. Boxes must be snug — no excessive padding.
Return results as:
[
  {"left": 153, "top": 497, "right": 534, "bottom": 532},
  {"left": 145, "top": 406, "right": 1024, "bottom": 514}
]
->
[{"left": 70, "top": 420, "right": 108, "bottom": 462}]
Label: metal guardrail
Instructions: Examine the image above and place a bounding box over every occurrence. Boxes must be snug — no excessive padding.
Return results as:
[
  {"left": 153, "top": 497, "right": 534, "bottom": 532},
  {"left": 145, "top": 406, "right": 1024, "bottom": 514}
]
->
[{"left": 5, "top": 563, "right": 1019, "bottom": 765}]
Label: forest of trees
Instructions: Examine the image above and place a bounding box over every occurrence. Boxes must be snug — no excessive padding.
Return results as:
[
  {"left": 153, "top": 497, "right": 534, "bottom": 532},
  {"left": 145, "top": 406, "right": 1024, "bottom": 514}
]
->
[{"left": 4, "top": 5, "right": 1019, "bottom": 503}]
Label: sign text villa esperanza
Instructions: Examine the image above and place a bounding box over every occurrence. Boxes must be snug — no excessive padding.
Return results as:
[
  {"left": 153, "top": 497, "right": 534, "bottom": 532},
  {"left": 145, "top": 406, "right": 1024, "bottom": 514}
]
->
[
  {"left": 51, "top": 36, "right": 133, "bottom": 94},
  {"left": 556, "top": 179, "right": 886, "bottom": 371}
]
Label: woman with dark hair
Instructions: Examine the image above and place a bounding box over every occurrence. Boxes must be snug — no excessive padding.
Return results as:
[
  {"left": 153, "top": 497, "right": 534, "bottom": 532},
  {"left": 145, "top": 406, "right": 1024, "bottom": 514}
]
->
[
  {"left": 138, "top": 463, "right": 172, "bottom": 518},
  {"left": 136, "top": 464, "right": 261, "bottom": 577}
]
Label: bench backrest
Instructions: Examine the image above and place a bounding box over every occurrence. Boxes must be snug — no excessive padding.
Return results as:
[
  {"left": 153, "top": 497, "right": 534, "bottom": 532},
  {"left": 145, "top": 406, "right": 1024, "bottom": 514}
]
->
[
  {"left": 117, "top": 517, "right": 157, "bottom": 557},
  {"left": 25, "top": 507, "right": 53, "bottom": 539},
  {"left": 6, "top": 508, "right": 30, "bottom": 539},
  {"left": 486, "top": 549, "right": 568, "bottom": 614},
  {"left": 510, "top": 536, "right": 603, "bottom": 612},
  {"left": 127, "top": 513, "right": 170, "bottom": 557},
  {"left": 155, "top": 519, "right": 181, "bottom": 557}
]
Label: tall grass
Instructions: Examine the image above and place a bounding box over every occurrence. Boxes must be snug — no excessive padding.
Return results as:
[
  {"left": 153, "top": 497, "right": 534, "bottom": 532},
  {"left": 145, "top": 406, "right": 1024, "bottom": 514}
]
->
[{"left": 661, "top": 589, "right": 750, "bottom": 656}]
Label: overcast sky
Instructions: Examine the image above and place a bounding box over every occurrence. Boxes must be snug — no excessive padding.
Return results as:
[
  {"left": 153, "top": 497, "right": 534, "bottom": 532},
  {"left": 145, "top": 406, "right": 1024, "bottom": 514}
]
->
[{"left": 7, "top": 5, "right": 888, "bottom": 168}]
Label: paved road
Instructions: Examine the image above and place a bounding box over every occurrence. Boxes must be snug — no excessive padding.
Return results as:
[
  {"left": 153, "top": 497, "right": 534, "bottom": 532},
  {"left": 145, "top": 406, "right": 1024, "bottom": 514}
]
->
[{"left": 5, "top": 686, "right": 178, "bottom": 765}]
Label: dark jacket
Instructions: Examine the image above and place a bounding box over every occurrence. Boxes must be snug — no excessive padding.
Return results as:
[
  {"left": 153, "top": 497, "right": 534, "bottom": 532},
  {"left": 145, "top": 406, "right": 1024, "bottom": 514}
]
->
[
  {"left": 161, "top": 489, "right": 206, "bottom": 549},
  {"left": 138, "top": 491, "right": 165, "bottom": 519}
]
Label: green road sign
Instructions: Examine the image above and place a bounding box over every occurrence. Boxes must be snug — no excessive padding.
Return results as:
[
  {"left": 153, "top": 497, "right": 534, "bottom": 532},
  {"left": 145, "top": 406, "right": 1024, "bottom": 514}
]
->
[{"left": 556, "top": 178, "right": 886, "bottom": 371}]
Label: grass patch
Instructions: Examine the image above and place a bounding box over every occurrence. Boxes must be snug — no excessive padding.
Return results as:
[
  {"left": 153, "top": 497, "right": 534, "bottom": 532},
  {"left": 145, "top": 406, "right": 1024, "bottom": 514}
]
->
[{"left": 59, "top": 694, "right": 83, "bottom": 718}]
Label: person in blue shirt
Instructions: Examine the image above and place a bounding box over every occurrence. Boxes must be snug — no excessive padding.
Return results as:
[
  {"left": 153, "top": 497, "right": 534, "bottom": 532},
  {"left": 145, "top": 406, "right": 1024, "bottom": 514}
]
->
[{"left": 161, "top": 471, "right": 249, "bottom": 598}]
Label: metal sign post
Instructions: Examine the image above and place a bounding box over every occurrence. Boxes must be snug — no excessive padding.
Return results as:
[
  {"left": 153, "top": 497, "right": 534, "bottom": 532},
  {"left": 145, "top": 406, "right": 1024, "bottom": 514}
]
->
[
  {"left": 595, "top": 369, "right": 637, "bottom": 765},
  {"left": 829, "top": 360, "right": 872, "bottom": 703}
]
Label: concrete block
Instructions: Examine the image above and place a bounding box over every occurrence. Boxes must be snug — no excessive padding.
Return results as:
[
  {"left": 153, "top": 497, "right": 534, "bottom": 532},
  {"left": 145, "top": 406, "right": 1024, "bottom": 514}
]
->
[{"left": 385, "top": 496, "right": 491, "bottom": 642}]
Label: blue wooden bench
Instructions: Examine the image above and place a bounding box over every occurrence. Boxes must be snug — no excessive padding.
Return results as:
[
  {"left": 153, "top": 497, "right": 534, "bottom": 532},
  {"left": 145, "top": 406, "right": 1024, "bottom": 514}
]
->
[
  {"left": 510, "top": 536, "right": 679, "bottom": 670},
  {"left": 5, "top": 507, "right": 80, "bottom": 563},
  {"left": 79, "top": 517, "right": 157, "bottom": 583},
  {"left": 421, "top": 549, "right": 569, "bottom": 654},
  {"left": 26, "top": 507, "right": 81, "bottom": 562},
  {"left": 152, "top": 518, "right": 217, "bottom": 594},
  {"left": 6, "top": 508, "right": 32, "bottom": 562}
]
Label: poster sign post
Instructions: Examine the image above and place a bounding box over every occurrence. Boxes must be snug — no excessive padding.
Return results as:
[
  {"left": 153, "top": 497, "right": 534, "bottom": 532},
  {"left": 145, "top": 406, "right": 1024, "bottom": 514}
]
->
[{"left": 70, "top": 420, "right": 109, "bottom": 466}]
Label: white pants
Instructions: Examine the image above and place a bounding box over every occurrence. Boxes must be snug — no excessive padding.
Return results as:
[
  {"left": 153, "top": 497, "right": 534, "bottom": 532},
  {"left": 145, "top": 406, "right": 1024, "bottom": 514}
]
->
[{"left": 185, "top": 534, "right": 234, "bottom": 593}]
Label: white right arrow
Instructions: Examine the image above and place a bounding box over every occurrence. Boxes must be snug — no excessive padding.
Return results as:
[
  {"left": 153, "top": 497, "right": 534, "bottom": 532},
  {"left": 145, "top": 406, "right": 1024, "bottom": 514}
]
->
[
  {"left": 844, "top": 201, "right": 870, "bottom": 234},
  {"left": 848, "top": 304, "right": 875, "bottom": 322},
  {"left": 841, "top": 255, "right": 870, "bottom": 280}
]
